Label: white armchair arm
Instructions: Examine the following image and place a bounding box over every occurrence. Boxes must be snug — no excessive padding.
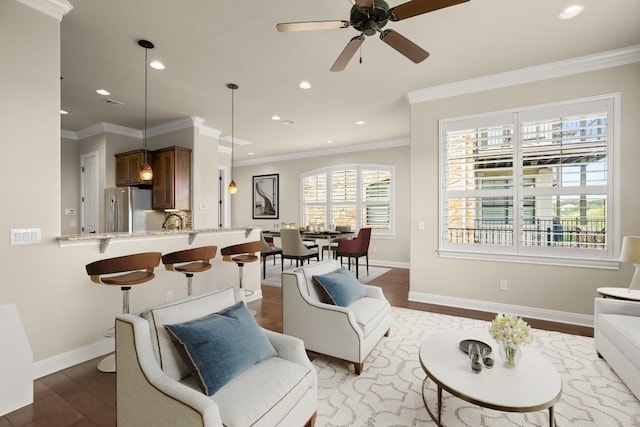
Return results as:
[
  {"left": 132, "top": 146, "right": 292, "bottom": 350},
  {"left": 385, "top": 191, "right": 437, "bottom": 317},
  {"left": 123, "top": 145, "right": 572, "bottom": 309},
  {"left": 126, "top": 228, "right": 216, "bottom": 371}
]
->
[
  {"left": 263, "top": 329, "right": 317, "bottom": 384},
  {"left": 595, "top": 297, "right": 640, "bottom": 317},
  {"left": 363, "top": 284, "right": 387, "bottom": 300},
  {"left": 116, "top": 315, "right": 223, "bottom": 427}
]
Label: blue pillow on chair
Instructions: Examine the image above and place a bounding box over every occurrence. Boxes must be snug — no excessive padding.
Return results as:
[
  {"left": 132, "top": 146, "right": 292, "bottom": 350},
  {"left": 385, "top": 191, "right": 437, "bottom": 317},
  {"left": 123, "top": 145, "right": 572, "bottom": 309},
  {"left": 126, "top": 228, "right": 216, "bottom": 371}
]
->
[
  {"left": 164, "top": 301, "right": 277, "bottom": 396},
  {"left": 313, "top": 267, "right": 367, "bottom": 307}
]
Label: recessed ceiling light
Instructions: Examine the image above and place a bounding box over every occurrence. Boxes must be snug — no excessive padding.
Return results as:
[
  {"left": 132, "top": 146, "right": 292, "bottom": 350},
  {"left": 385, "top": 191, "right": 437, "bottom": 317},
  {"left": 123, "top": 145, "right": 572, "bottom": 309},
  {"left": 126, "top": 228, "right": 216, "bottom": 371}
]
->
[
  {"left": 559, "top": 5, "right": 584, "bottom": 20},
  {"left": 271, "top": 115, "right": 281, "bottom": 121},
  {"left": 327, "top": 140, "right": 332, "bottom": 144},
  {"left": 60, "top": 109, "right": 68, "bottom": 115},
  {"left": 248, "top": 152, "right": 255, "bottom": 156},
  {"left": 356, "top": 120, "right": 365, "bottom": 125},
  {"left": 149, "top": 61, "right": 165, "bottom": 70},
  {"left": 96, "top": 89, "right": 110, "bottom": 96},
  {"left": 299, "top": 81, "right": 312, "bottom": 89}
]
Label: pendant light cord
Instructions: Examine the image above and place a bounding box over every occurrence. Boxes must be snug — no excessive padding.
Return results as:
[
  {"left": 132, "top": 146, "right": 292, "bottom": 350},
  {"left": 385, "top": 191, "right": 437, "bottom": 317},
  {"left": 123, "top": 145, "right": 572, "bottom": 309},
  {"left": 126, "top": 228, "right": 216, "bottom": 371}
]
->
[
  {"left": 144, "top": 46, "right": 148, "bottom": 164},
  {"left": 230, "top": 86, "right": 234, "bottom": 172}
]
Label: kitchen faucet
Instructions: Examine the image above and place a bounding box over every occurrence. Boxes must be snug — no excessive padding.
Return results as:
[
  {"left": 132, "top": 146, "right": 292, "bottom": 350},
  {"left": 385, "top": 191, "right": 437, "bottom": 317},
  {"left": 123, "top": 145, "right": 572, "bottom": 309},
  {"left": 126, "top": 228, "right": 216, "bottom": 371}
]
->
[{"left": 162, "top": 213, "right": 185, "bottom": 230}]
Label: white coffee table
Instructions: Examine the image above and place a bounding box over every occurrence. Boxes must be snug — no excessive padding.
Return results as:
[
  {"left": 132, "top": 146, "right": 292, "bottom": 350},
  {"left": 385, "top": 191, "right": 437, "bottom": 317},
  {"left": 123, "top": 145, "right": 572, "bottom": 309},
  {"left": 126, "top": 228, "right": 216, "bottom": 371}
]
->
[{"left": 419, "top": 330, "right": 562, "bottom": 427}]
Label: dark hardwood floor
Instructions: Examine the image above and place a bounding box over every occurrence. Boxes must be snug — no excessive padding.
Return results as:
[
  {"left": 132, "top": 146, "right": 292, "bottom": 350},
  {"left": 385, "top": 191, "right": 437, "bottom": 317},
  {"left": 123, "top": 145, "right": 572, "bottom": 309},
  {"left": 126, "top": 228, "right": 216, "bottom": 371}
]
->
[{"left": 1, "top": 268, "right": 592, "bottom": 426}]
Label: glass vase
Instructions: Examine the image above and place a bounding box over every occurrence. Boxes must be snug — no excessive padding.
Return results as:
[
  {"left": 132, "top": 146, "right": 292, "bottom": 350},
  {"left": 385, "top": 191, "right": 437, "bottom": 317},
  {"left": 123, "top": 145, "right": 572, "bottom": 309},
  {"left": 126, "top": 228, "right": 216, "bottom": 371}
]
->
[{"left": 499, "top": 342, "right": 522, "bottom": 367}]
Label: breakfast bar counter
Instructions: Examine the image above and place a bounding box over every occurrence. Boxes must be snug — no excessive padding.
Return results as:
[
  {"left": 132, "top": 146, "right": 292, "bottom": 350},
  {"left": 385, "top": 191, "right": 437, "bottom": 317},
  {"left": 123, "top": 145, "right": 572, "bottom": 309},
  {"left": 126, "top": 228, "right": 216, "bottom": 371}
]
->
[{"left": 57, "top": 227, "right": 255, "bottom": 253}]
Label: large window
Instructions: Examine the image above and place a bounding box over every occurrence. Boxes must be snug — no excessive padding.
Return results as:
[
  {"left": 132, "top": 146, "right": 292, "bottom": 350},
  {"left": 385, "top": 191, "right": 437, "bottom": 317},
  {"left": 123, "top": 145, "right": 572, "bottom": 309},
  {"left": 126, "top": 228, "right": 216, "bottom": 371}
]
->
[
  {"left": 439, "top": 95, "right": 618, "bottom": 266},
  {"left": 302, "top": 165, "right": 394, "bottom": 234}
]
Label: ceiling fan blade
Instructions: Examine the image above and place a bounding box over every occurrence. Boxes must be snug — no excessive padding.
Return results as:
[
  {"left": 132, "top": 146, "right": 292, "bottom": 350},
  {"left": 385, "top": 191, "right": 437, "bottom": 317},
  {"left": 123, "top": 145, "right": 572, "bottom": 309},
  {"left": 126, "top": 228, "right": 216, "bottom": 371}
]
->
[
  {"left": 389, "top": 0, "right": 469, "bottom": 21},
  {"left": 330, "top": 35, "right": 365, "bottom": 72},
  {"left": 380, "top": 29, "right": 429, "bottom": 63},
  {"left": 354, "top": 0, "right": 374, "bottom": 9},
  {"left": 276, "top": 20, "right": 350, "bottom": 32}
]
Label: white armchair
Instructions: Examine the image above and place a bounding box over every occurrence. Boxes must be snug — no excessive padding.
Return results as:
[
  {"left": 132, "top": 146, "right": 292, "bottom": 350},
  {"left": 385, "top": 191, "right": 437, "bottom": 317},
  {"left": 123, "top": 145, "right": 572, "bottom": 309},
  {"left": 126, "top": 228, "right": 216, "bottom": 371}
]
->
[
  {"left": 282, "top": 260, "right": 391, "bottom": 374},
  {"left": 115, "top": 288, "right": 317, "bottom": 426}
]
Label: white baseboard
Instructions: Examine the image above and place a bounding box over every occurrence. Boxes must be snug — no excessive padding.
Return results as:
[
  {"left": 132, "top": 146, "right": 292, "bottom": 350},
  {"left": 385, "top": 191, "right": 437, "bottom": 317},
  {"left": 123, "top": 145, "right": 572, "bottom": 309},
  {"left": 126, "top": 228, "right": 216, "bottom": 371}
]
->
[
  {"left": 408, "top": 291, "right": 594, "bottom": 328},
  {"left": 33, "top": 338, "right": 113, "bottom": 379},
  {"left": 368, "top": 259, "right": 410, "bottom": 269}
]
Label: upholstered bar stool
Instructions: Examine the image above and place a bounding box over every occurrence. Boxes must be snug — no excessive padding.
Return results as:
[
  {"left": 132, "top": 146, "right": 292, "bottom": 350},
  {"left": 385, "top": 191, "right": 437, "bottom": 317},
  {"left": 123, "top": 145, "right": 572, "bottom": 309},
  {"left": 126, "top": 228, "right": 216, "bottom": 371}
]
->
[
  {"left": 221, "top": 241, "right": 262, "bottom": 299},
  {"left": 162, "top": 246, "right": 217, "bottom": 296},
  {"left": 85, "top": 251, "right": 161, "bottom": 372}
]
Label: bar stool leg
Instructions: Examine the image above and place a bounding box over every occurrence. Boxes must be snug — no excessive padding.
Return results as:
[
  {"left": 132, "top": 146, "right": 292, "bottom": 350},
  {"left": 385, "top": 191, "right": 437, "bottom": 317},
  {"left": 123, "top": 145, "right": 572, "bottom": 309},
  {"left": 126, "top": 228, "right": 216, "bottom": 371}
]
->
[{"left": 186, "top": 273, "right": 194, "bottom": 296}]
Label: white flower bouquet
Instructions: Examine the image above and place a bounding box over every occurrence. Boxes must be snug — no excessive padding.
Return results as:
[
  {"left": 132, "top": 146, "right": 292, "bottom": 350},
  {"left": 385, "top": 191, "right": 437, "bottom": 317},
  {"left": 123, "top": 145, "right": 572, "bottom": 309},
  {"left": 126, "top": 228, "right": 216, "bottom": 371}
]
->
[{"left": 489, "top": 313, "right": 533, "bottom": 366}]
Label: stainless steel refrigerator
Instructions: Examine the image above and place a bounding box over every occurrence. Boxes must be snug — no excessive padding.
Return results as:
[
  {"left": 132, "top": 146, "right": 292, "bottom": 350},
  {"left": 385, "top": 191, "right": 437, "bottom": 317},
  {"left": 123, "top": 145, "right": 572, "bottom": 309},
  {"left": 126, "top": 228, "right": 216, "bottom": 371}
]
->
[{"left": 104, "top": 187, "right": 165, "bottom": 232}]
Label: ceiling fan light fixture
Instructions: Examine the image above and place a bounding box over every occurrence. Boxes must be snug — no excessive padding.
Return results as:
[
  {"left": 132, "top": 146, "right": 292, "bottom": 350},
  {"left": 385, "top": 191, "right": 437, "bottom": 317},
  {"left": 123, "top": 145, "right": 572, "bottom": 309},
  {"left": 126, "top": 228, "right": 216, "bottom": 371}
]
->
[{"left": 96, "top": 89, "right": 110, "bottom": 96}]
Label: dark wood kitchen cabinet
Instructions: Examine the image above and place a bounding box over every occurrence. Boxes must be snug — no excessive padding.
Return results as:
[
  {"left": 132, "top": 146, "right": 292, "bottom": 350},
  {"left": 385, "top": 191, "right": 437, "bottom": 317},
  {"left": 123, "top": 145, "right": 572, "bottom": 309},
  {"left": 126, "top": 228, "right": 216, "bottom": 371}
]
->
[
  {"left": 152, "top": 146, "right": 191, "bottom": 210},
  {"left": 115, "top": 149, "right": 153, "bottom": 186}
]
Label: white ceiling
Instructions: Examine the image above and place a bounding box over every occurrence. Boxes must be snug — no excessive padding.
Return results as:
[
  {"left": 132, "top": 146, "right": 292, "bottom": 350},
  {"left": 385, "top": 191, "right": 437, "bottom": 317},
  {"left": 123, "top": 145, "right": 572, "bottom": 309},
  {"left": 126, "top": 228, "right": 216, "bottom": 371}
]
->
[{"left": 60, "top": 0, "right": 640, "bottom": 161}]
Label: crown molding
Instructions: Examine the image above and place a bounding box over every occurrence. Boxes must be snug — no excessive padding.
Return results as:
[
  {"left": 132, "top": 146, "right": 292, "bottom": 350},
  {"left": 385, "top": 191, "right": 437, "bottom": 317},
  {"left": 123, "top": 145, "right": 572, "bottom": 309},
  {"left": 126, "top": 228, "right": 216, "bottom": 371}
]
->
[
  {"left": 219, "top": 135, "right": 251, "bottom": 146},
  {"left": 75, "top": 122, "right": 141, "bottom": 140},
  {"left": 63, "top": 116, "right": 223, "bottom": 141},
  {"left": 17, "top": 0, "right": 72, "bottom": 21},
  {"left": 218, "top": 145, "right": 232, "bottom": 155},
  {"left": 234, "top": 138, "right": 410, "bottom": 167},
  {"left": 406, "top": 44, "right": 640, "bottom": 104}
]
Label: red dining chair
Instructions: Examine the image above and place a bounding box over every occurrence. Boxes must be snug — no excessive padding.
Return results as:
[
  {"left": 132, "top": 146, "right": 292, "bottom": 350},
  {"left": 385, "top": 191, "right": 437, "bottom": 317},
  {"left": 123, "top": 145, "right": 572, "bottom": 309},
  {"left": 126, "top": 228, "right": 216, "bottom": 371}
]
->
[{"left": 334, "top": 227, "right": 372, "bottom": 279}]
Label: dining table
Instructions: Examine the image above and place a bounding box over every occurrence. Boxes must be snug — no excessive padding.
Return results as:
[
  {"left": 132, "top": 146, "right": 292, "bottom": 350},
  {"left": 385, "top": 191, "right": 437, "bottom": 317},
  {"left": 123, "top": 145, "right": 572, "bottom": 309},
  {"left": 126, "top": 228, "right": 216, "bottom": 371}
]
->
[{"left": 263, "top": 229, "right": 354, "bottom": 259}]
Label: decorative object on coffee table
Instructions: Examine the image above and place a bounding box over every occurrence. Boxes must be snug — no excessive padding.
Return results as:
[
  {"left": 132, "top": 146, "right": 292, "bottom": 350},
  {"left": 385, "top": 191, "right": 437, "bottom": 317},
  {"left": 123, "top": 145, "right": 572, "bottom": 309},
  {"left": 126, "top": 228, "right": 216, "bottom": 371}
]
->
[{"left": 489, "top": 313, "right": 533, "bottom": 367}]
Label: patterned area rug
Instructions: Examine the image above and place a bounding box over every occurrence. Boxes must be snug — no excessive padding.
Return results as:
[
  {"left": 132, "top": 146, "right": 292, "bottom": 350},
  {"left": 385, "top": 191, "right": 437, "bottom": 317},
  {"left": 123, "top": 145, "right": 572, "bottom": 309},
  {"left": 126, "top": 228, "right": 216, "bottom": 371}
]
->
[
  {"left": 312, "top": 307, "right": 640, "bottom": 426},
  {"left": 261, "top": 260, "right": 390, "bottom": 287}
]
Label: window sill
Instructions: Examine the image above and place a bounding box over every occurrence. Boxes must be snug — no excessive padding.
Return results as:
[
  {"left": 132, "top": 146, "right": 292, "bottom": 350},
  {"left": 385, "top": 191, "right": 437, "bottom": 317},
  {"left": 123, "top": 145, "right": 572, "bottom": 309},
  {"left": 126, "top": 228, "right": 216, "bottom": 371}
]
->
[{"left": 437, "top": 249, "right": 619, "bottom": 270}]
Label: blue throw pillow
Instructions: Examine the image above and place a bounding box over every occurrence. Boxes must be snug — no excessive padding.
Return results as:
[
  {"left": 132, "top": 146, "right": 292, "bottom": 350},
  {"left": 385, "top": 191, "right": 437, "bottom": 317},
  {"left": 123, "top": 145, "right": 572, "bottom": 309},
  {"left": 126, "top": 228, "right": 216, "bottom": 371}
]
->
[
  {"left": 164, "top": 301, "right": 277, "bottom": 396},
  {"left": 313, "top": 267, "right": 367, "bottom": 307}
]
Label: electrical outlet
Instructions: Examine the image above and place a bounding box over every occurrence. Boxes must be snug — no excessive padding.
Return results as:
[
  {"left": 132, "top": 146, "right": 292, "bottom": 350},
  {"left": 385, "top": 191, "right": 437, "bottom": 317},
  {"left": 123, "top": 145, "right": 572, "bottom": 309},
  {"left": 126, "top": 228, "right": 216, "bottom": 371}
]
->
[
  {"left": 499, "top": 279, "right": 508, "bottom": 291},
  {"left": 166, "top": 290, "right": 174, "bottom": 302}
]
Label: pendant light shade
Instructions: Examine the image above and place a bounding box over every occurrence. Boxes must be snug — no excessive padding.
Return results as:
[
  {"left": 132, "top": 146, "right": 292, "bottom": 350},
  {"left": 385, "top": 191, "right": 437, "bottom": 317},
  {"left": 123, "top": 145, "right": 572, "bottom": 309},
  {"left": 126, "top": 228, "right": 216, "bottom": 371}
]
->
[
  {"left": 138, "top": 39, "right": 154, "bottom": 181},
  {"left": 227, "top": 83, "right": 239, "bottom": 194}
]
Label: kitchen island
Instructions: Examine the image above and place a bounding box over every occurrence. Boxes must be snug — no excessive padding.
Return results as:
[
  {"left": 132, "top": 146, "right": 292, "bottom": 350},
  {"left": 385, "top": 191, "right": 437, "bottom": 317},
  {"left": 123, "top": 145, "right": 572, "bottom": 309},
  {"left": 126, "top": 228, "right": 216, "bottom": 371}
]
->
[{"left": 42, "top": 227, "right": 262, "bottom": 379}]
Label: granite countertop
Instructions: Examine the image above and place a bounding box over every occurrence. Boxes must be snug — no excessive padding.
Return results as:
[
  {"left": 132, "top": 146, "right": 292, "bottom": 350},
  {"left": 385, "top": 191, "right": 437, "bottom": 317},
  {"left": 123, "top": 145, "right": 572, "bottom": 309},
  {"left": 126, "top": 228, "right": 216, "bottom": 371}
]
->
[{"left": 57, "top": 227, "right": 254, "bottom": 241}]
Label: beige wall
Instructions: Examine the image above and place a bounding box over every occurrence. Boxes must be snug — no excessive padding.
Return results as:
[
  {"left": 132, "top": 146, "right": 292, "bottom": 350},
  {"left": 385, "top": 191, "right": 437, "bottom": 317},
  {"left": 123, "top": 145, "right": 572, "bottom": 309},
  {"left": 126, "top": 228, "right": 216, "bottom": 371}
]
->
[
  {"left": 233, "top": 144, "right": 411, "bottom": 264},
  {"left": 1, "top": 3, "right": 253, "bottom": 374},
  {"left": 410, "top": 63, "right": 640, "bottom": 316}
]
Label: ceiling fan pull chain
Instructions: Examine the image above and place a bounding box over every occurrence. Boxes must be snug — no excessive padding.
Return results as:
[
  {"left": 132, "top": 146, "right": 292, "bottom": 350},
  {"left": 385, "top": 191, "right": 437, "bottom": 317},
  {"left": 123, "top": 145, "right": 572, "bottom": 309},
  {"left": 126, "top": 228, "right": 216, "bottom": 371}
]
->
[{"left": 359, "top": 41, "right": 363, "bottom": 64}]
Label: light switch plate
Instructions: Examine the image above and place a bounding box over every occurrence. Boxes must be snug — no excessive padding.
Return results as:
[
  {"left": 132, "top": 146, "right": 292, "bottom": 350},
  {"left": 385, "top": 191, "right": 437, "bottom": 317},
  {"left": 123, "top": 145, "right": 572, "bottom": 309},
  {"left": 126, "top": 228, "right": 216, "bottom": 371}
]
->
[{"left": 10, "top": 228, "right": 41, "bottom": 245}]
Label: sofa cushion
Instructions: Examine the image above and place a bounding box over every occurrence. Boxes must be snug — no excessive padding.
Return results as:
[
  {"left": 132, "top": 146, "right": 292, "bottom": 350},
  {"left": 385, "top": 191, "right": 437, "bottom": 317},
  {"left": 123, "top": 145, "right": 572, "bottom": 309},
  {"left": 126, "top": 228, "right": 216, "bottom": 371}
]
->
[
  {"left": 142, "top": 288, "right": 237, "bottom": 381},
  {"left": 313, "top": 267, "right": 367, "bottom": 307},
  {"left": 209, "top": 356, "right": 315, "bottom": 426},
  {"left": 348, "top": 296, "right": 391, "bottom": 337},
  {"left": 598, "top": 313, "right": 640, "bottom": 366},
  {"left": 165, "top": 302, "right": 277, "bottom": 396}
]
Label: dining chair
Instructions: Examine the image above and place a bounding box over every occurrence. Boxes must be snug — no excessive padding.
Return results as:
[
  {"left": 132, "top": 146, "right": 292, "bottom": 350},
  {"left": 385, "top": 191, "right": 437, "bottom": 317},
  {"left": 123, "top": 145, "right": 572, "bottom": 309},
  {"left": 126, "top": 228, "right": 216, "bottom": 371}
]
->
[
  {"left": 280, "top": 229, "right": 319, "bottom": 267},
  {"left": 260, "top": 231, "right": 283, "bottom": 279},
  {"left": 334, "top": 227, "right": 372, "bottom": 279}
]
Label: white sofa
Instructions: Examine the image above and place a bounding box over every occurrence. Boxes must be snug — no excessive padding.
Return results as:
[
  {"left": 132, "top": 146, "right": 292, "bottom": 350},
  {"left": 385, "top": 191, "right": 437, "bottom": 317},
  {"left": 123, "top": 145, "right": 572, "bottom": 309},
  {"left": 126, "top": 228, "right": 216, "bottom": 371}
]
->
[
  {"left": 282, "top": 260, "right": 391, "bottom": 374},
  {"left": 594, "top": 297, "right": 640, "bottom": 400},
  {"left": 115, "top": 288, "right": 318, "bottom": 427}
]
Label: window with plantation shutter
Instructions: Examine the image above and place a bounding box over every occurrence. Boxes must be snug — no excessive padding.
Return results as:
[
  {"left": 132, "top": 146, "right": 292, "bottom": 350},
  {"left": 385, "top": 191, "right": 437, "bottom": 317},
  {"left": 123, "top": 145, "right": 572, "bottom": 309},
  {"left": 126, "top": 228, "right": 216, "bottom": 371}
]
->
[
  {"left": 439, "top": 95, "right": 618, "bottom": 267},
  {"left": 301, "top": 165, "right": 394, "bottom": 235}
]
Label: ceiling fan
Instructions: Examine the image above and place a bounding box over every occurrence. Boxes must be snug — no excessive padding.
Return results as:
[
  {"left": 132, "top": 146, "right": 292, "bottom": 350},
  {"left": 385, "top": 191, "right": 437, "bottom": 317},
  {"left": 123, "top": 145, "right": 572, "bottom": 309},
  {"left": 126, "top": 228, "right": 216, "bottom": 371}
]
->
[{"left": 276, "top": 0, "right": 470, "bottom": 72}]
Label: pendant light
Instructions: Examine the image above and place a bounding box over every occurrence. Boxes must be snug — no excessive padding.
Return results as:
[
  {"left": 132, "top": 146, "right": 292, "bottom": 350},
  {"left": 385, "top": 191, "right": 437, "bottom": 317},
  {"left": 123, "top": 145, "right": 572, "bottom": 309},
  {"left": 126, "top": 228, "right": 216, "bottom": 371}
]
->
[
  {"left": 227, "top": 83, "right": 239, "bottom": 194},
  {"left": 138, "top": 39, "right": 154, "bottom": 181}
]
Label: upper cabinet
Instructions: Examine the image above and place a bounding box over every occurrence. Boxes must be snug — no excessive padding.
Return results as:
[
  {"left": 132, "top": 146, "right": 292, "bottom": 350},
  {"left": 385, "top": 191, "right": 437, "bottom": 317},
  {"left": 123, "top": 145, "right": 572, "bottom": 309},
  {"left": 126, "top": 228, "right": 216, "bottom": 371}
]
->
[
  {"left": 115, "top": 149, "right": 153, "bottom": 186},
  {"left": 152, "top": 146, "right": 191, "bottom": 210}
]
